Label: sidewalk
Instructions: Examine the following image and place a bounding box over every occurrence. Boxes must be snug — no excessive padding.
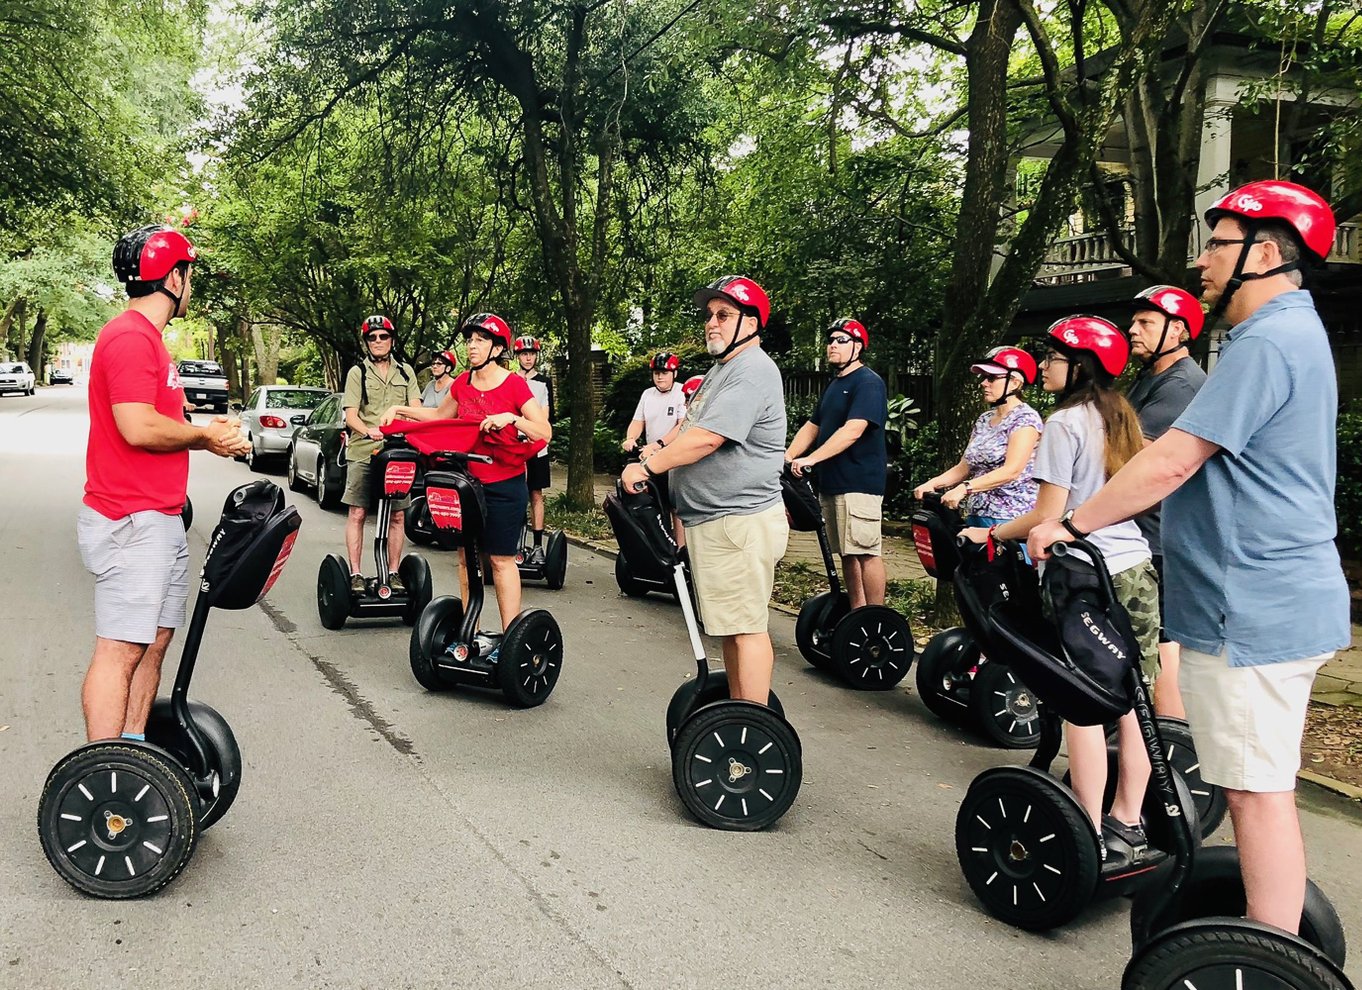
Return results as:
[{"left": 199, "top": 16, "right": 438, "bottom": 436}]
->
[{"left": 543, "top": 468, "right": 1362, "bottom": 709}]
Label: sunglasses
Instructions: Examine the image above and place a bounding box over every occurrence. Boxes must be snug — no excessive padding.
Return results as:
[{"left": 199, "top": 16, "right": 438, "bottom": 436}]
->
[
  {"left": 826, "top": 334, "right": 856, "bottom": 346},
  {"left": 365, "top": 333, "right": 392, "bottom": 342},
  {"left": 979, "top": 373, "right": 1007, "bottom": 382},
  {"left": 704, "top": 308, "right": 739, "bottom": 324}
]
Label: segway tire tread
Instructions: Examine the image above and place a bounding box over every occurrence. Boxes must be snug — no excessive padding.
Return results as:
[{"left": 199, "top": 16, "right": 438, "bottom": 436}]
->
[
  {"left": 671, "top": 702, "right": 801, "bottom": 831},
  {"left": 1123, "top": 921, "right": 1351, "bottom": 990},
  {"left": 830, "top": 605, "right": 913, "bottom": 690},
  {"left": 410, "top": 596, "right": 463, "bottom": 691},
  {"left": 144, "top": 700, "right": 242, "bottom": 831},
  {"left": 497, "top": 609, "right": 564, "bottom": 708},
  {"left": 914, "top": 629, "right": 975, "bottom": 723}
]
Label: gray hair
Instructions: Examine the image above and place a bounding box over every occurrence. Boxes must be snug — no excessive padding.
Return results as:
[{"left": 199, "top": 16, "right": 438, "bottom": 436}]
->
[{"left": 1254, "top": 221, "right": 1305, "bottom": 287}]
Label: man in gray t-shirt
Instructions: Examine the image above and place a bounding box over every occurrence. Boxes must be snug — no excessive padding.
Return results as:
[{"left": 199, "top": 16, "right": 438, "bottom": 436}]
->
[
  {"left": 1124, "top": 285, "right": 1207, "bottom": 719},
  {"left": 621, "top": 276, "right": 789, "bottom": 705}
]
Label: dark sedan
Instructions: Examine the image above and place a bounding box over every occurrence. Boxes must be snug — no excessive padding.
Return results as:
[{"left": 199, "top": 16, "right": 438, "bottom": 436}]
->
[{"left": 286, "top": 392, "right": 348, "bottom": 509}]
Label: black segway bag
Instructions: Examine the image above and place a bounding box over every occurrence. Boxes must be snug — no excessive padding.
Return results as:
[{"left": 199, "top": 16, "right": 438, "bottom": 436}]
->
[
  {"left": 604, "top": 480, "right": 679, "bottom": 576},
  {"left": 911, "top": 496, "right": 962, "bottom": 580},
  {"left": 780, "top": 467, "right": 823, "bottom": 533},
  {"left": 200, "top": 481, "right": 302, "bottom": 610}
]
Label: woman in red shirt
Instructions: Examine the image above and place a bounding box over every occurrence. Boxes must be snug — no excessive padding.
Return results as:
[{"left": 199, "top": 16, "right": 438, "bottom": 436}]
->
[{"left": 382, "top": 313, "right": 553, "bottom": 633}]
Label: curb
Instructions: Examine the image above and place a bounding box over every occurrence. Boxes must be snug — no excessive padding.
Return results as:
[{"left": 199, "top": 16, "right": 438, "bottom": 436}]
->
[{"left": 564, "top": 531, "right": 1362, "bottom": 803}]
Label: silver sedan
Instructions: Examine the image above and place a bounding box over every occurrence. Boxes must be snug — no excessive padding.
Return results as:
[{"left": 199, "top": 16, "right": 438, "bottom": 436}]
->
[{"left": 237, "top": 385, "right": 332, "bottom": 471}]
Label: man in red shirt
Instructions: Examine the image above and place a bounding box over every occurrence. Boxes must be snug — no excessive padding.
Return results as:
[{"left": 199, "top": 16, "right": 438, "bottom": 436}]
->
[{"left": 78, "top": 225, "right": 250, "bottom": 742}]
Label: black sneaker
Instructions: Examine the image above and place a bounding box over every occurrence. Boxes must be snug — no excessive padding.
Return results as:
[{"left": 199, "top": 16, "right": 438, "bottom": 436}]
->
[{"left": 1101, "top": 814, "right": 1149, "bottom": 869}]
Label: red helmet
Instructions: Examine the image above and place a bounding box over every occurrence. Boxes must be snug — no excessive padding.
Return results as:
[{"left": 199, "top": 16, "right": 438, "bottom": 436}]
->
[
  {"left": 360, "top": 315, "right": 395, "bottom": 339},
  {"left": 1133, "top": 285, "right": 1204, "bottom": 341},
  {"left": 112, "top": 225, "right": 197, "bottom": 284},
  {"left": 433, "top": 349, "right": 457, "bottom": 368},
  {"left": 461, "top": 312, "right": 514, "bottom": 351},
  {"left": 827, "top": 318, "right": 869, "bottom": 350},
  {"left": 649, "top": 352, "right": 680, "bottom": 373},
  {"left": 1046, "top": 316, "right": 1129, "bottom": 379},
  {"left": 692, "top": 275, "right": 771, "bottom": 329},
  {"left": 970, "top": 346, "right": 1037, "bottom": 385},
  {"left": 682, "top": 375, "right": 704, "bottom": 400},
  {"left": 1205, "top": 180, "right": 1335, "bottom": 262},
  {"left": 514, "top": 335, "right": 542, "bottom": 353}
]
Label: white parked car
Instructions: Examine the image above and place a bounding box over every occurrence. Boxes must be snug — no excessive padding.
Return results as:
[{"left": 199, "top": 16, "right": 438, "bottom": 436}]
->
[
  {"left": 237, "top": 385, "right": 332, "bottom": 471},
  {"left": 0, "top": 362, "right": 36, "bottom": 396}
]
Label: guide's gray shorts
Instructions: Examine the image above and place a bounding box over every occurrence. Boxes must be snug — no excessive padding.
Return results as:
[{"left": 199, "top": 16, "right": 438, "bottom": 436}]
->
[{"left": 77, "top": 505, "right": 189, "bottom": 644}]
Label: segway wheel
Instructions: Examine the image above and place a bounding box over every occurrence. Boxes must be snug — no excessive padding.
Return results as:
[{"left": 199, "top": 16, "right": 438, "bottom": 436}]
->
[
  {"left": 671, "top": 702, "right": 801, "bottom": 831},
  {"left": 317, "top": 554, "right": 351, "bottom": 630},
  {"left": 38, "top": 744, "right": 197, "bottom": 899},
  {"left": 914, "top": 628, "right": 976, "bottom": 723},
  {"left": 955, "top": 765, "right": 1101, "bottom": 931},
  {"left": 615, "top": 555, "right": 649, "bottom": 598},
  {"left": 144, "top": 700, "right": 242, "bottom": 831},
  {"left": 496, "top": 608, "right": 564, "bottom": 708},
  {"left": 1106, "top": 718, "right": 1226, "bottom": 839},
  {"left": 409, "top": 596, "right": 463, "bottom": 691},
  {"left": 1123, "top": 919, "right": 1352, "bottom": 990},
  {"left": 399, "top": 554, "right": 433, "bottom": 627},
  {"left": 829, "top": 605, "right": 913, "bottom": 690},
  {"left": 404, "top": 496, "right": 436, "bottom": 546},
  {"left": 545, "top": 531, "right": 568, "bottom": 590},
  {"left": 1129, "top": 846, "right": 1348, "bottom": 967},
  {"left": 665, "top": 671, "right": 786, "bottom": 746},
  {"left": 794, "top": 591, "right": 848, "bottom": 670},
  {"left": 969, "top": 659, "right": 1043, "bottom": 749}
]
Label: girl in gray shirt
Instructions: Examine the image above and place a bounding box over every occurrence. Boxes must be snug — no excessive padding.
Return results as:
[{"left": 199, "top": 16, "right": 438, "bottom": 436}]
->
[{"left": 961, "top": 316, "right": 1159, "bottom": 868}]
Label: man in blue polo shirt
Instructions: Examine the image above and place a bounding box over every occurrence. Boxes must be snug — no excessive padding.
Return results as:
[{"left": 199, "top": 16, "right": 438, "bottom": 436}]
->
[
  {"left": 1028, "top": 180, "right": 1348, "bottom": 936},
  {"left": 786, "top": 318, "right": 889, "bottom": 608}
]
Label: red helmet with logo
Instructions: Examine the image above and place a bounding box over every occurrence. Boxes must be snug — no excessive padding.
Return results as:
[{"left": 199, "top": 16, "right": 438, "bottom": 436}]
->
[
  {"left": 827, "top": 318, "right": 869, "bottom": 350},
  {"left": 970, "top": 346, "right": 1037, "bottom": 385},
  {"left": 682, "top": 375, "right": 704, "bottom": 400},
  {"left": 1132, "top": 285, "right": 1204, "bottom": 341},
  {"left": 360, "top": 315, "right": 395, "bottom": 339},
  {"left": 1205, "top": 180, "right": 1335, "bottom": 262},
  {"left": 461, "top": 312, "right": 514, "bottom": 351},
  {"left": 1046, "top": 316, "right": 1129, "bottom": 380},
  {"left": 433, "top": 349, "right": 457, "bottom": 368},
  {"left": 112, "top": 225, "right": 198, "bottom": 284},
  {"left": 692, "top": 275, "right": 771, "bottom": 329},
  {"left": 514, "top": 335, "right": 542, "bottom": 353},
  {"left": 649, "top": 352, "right": 680, "bottom": 373}
]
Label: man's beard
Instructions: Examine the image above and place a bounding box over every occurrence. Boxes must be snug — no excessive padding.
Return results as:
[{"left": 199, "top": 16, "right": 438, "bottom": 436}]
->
[{"left": 705, "top": 337, "right": 725, "bottom": 356}]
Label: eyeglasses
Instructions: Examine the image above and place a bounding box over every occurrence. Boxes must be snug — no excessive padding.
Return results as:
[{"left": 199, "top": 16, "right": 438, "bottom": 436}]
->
[
  {"left": 1203, "top": 237, "right": 1254, "bottom": 255},
  {"left": 826, "top": 334, "right": 855, "bottom": 346},
  {"left": 364, "top": 333, "right": 392, "bottom": 342},
  {"left": 704, "top": 309, "right": 738, "bottom": 324},
  {"left": 1041, "top": 352, "right": 1068, "bottom": 366}
]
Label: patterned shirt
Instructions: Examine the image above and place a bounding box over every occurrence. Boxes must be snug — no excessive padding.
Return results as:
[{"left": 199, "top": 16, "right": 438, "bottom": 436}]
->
[{"left": 962, "top": 402, "right": 1043, "bottom": 520}]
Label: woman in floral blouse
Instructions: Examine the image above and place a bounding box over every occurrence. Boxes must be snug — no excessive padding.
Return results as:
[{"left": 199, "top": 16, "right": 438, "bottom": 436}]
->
[{"left": 912, "top": 346, "right": 1043, "bottom": 527}]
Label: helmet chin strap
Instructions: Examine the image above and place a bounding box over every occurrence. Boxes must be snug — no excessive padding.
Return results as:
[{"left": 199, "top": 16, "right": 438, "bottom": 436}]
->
[
  {"left": 988, "top": 376, "right": 1021, "bottom": 407},
  {"left": 1139, "top": 317, "right": 1188, "bottom": 367},
  {"left": 716, "top": 309, "right": 761, "bottom": 360},
  {"left": 468, "top": 337, "right": 501, "bottom": 371}
]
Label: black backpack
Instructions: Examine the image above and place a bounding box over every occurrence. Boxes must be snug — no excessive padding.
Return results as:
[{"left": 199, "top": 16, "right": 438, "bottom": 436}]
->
[{"left": 200, "top": 481, "right": 301, "bottom": 610}]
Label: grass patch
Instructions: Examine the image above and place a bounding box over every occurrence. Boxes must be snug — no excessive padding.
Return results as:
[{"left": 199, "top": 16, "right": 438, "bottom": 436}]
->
[
  {"left": 546, "top": 492, "right": 615, "bottom": 543},
  {"left": 771, "top": 562, "right": 940, "bottom": 634}
]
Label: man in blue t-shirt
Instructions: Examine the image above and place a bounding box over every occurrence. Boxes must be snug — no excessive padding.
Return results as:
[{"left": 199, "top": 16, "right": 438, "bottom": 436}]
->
[
  {"left": 786, "top": 318, "right": 889, "bottom": 608},
  {"left": 1028, "top": 181, "right": 1348, "bottom": 937}
]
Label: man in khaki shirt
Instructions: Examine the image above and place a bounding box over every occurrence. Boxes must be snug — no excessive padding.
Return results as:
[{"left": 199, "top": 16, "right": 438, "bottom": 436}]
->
[{"left": 341, "top": 316, "right": 421, "bottom": 594}]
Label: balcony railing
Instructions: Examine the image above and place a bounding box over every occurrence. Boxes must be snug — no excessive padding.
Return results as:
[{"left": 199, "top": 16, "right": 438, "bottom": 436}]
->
[{"left": 1034, "top": 222, "right": 1362, "bottom": 285}]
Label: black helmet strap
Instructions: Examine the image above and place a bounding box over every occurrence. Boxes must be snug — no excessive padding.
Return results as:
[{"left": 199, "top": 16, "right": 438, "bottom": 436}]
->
[{"left": 1210, "top": 220, "right": 1302, "bottom": 321}]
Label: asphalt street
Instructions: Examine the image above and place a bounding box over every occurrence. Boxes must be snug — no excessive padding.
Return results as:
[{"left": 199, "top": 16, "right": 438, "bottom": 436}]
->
[{"left": 2, "top": 386, "right": 1359, "bottom": 989}]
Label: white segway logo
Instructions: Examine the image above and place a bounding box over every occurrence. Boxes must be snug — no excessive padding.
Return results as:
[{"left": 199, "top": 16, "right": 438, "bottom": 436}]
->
[
  {"left": 1080, "top": 610, "right": 1127, "bottom": 662},
  {"left": 727, "top": 282, "right": 750, "bottom": 301},
  {"left": 1229, "top": 193, "right": 1264, "bottom": 213}
]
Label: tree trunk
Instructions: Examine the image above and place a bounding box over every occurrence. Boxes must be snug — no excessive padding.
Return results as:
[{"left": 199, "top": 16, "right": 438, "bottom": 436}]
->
[
  {"left": 27, "top": 308, "right": 47, "bottom": 373},
  {"left": 251, "top": 321, "right": 282, "bottom": 386},
  {"left": 0, "top": 296, "right": 19, "bottom": 353}
]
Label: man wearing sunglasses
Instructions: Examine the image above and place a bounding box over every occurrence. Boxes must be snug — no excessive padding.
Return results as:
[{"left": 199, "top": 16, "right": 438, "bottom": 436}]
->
[
  {"left": 785, "top": 318, "right": 889, "bottom": 609},
  {"left": 341, "top": 315, "right": 422, "bottom": 595}
]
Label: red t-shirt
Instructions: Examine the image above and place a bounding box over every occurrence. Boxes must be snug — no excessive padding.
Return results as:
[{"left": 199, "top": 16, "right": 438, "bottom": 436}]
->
[
  {"left": 84, "top": 311, "right": 189, "bottom": 519},
  {"left": 449, "top": 371, "right": 536, "bottom": 483}
]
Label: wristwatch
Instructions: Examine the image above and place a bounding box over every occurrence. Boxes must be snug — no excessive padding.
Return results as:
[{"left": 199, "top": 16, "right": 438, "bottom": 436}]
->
[
  {"left": 642, "top": 460, "right": 659, "bottom": 479},
  {"left": 1059, "top": 509, "right": 1088, "bottom": 539}
]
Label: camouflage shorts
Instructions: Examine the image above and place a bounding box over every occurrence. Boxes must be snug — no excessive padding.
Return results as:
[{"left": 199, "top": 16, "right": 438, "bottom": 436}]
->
[{"left": 1112, "top": 559, "right": 1161, "bottom": 685}]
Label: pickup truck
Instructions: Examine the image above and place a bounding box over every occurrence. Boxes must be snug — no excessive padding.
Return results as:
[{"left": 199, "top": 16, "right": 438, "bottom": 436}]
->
[{"left": 178, "top": 360, "right": 231, "bottom": 414}]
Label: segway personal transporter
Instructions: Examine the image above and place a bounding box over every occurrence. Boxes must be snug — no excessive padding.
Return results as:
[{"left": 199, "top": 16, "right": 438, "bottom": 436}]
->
[
  {"left": 909, "top": 490, "right": 1044, "bottom": 747},
  {"left": 317, "top": 438, "right": 433, "bottom": 629},
  {"left": 784, "top": 467, "right": 913, "bottom": 689},
  {"left": 38, "top": 482, "right": 302, "bottom": 898},
  {"left": 952, "top": 538, "right": 1347, "bottom": 971},
  {"left": 515, "top": 521, "right": 567, "bottom": 590},
  {"left": 605, "top": 479, "right": 801, "bottom": 831},
  {"left": 402, "top": 420, "right": 565, "bottom": 708}
]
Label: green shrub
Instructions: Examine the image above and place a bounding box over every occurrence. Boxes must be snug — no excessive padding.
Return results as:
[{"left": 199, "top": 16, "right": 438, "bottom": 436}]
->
[{"left": 548, "top": 417, "right": 627, "bottom": 474}]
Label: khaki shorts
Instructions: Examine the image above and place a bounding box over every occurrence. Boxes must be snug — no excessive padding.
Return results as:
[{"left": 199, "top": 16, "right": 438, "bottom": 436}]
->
[
  {"left": 819, "top": 492, "right": 883, "bottom": 556},
  {"left": 686, "top": 504, "right": 789, "bottom": 637},
  {"left": 1180, "top": 647, "right": 1331, "bottom": 792},
  {"left": 342, "top": 455, "right": 412, "bottom": 511}
]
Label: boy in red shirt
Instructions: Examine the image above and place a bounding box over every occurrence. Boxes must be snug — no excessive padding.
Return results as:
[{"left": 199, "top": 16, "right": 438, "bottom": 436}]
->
[{"left": 78, "top": 225, "right": 250, "bottom": 742}]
